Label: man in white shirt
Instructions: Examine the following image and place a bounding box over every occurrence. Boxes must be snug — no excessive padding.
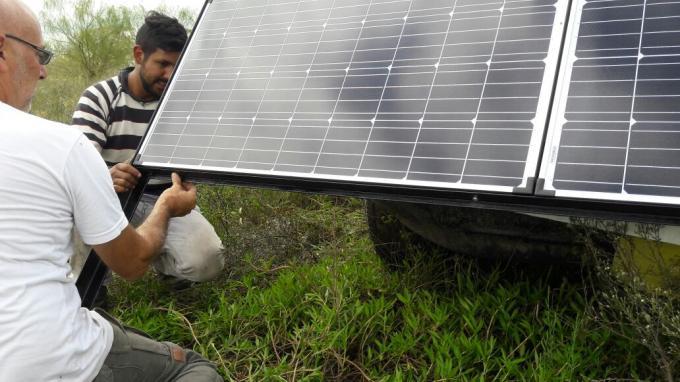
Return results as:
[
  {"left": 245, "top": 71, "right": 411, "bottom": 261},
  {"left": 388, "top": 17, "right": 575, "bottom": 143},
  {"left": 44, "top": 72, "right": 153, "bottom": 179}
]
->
[{"left": 0, "top": 0, "right": 222, "bottom": 380}]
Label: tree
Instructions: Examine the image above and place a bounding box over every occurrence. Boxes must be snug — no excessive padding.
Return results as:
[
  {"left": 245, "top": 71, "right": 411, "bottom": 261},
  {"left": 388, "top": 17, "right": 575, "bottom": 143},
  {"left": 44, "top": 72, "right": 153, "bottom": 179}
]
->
[
  {"left": 32, "top": 0, "right": 196, "bottom": 123},
  {"left": 43, "top": 0, "right": 138, "bottom": 80}
]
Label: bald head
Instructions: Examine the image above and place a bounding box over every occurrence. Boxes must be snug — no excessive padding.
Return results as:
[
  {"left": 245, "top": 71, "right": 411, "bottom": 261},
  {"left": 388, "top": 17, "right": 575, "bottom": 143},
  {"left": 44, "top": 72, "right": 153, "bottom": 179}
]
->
[
  {"left": 0, "top": 0, "right": 46, "bottom": 111},
  {"left": 0, "top": 0, "right": 39, "bottom": 36}
]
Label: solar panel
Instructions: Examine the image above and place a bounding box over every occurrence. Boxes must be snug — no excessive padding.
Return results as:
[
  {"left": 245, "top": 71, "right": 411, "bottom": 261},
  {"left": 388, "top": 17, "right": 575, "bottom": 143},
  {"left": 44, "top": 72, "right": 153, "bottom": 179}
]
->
[
  {"left": 538, "top": 0, "right": 680, "bottom": 205},
  {"left": 137, "top": 0, "right": 569, "bottom": 194}
]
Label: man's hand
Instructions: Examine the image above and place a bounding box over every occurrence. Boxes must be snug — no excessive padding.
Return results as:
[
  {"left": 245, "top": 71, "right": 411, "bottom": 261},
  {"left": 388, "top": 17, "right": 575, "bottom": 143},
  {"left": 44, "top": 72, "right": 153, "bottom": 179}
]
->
[
  {"left": 110, "top": 163, "right": 141, "bottom": 193},
  {"left": 157, "top": 173, "right": 197, "bottom": 218}
]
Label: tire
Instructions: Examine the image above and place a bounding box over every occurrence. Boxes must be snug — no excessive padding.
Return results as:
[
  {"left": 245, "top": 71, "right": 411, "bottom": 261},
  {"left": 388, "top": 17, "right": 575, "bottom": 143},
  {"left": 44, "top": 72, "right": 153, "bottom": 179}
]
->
[
  {"left": 366, "top": 200, "right": 589, "bottom": 267},
  {"left": 366, "top": 199, "right": 440, "bottom": 267}
]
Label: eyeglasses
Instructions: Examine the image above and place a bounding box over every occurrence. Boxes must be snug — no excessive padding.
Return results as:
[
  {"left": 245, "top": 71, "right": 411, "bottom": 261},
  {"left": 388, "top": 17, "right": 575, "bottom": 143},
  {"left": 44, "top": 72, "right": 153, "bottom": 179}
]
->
[{"left": 6, "top": 34, "right": 54, "bottom": 65}]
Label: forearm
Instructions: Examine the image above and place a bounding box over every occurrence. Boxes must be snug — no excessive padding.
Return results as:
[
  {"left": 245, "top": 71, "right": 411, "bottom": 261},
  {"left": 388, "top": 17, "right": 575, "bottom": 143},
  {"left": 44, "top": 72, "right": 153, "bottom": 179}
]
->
[
  {"left": 95, "top": 204, "right": 173, "bottom": 281},
  {"left": 92, "top": 173, "right": 196, "bottom": 281},
  {"left": 135, "top": 202, "right": 172, "bottom": 265}
]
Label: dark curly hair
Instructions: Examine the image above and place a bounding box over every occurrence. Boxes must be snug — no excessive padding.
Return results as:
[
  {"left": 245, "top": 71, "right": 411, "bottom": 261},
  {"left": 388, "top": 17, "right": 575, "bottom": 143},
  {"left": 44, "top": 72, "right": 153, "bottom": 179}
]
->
[{"left": 135, "top": 11, "right": 188, "bottom": 55}]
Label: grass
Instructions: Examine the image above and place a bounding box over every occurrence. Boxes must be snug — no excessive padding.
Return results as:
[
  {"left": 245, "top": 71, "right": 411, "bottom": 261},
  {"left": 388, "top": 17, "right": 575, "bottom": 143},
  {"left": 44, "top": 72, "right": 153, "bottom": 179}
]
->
[{"left": 108, "top": 186, "right": 662, "bottom": 381}]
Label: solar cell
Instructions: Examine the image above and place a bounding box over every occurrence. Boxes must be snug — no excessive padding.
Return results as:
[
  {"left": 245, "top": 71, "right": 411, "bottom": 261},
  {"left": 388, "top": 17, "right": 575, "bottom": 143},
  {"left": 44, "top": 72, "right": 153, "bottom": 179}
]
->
[
  {"left": 539, "top": 0, "right": 680, "bottom": 205},
  {"left": 137, "top": 0, "right": 569, "bottom": 193}
]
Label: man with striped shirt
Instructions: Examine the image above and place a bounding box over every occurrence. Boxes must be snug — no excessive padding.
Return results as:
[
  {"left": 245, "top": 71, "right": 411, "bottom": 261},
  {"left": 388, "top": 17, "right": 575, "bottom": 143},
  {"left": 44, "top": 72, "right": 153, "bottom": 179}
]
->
[{"left": 71, "top": 12, "right": 224, "bottom": 290}]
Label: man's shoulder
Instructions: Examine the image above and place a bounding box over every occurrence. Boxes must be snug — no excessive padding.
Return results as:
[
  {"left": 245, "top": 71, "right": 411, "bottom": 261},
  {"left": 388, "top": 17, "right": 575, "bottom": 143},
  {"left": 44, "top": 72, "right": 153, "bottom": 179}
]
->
[
  {"left": 1, "top": 102, "right": 84, "bottom": 153},
  {"left": 87, "top": 71, "right": 121, "bottom": 89},
  {"left": 1, "top": 101, "right": 65, "bottom": 130},
  {"left": 82, "top": 73, "right": 123, "bottom": 103}
]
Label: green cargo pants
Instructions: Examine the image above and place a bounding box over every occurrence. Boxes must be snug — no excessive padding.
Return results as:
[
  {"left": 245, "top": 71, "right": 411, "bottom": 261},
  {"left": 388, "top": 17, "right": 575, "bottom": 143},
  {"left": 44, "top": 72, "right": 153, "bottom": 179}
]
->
[{"left": 93, "top": 309, "right": 222, "bottom": 382}]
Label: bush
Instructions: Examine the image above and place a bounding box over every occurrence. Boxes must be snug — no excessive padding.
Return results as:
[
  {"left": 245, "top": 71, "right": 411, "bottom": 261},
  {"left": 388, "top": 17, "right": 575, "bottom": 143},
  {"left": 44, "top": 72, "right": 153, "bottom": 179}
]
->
[{"left": 577, "top": 219, "right": 680, "bottom": 381}]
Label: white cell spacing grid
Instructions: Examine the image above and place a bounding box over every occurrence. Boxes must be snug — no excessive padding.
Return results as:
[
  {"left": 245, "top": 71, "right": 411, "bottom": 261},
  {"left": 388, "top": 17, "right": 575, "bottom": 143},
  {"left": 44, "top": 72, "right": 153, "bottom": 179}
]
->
[
  {"left": 308, "top": 0, "right": 375, "bottom": 173},
  {"left": 168, "top": 0, "right": 240, "bottom": 165},
  {"left": 138, "top": 0, "right": 567, "bottom": 193},
  {"left": 539, "top": 0, "right": 680, "bottom": 205},
  {"left": 269, "top": 0, "right": 344, "bottom": 172}
]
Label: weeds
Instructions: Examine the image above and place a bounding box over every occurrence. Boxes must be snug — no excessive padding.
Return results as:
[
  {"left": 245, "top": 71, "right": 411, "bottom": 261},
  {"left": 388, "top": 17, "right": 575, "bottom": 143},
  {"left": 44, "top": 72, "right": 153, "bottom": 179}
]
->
[
  {"left": 576, "top": 219, "right": 680, "bottom": 381},
  {"left": 109, "top": 186, "right": 664, "bottom": 381}
]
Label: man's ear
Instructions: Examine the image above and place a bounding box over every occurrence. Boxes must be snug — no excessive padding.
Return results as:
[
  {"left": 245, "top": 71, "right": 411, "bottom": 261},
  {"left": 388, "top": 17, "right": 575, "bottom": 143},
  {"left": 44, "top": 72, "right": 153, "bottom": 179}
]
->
[
  {"left": 133, "top": 45, "right": 144, "bottom": 65},
  {"left": 0, "top": 34, "right": 7, "bottom": 71}
]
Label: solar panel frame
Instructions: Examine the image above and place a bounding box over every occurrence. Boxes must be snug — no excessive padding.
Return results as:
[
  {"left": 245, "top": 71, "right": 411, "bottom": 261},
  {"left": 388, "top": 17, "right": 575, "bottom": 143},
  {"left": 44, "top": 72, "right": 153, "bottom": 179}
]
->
[
  {"left": 538, "top": 0, "right": 680, "bottom": 206},
  {"left": 135, "top": 0, "right": 571, "bottom": 195},
  {"left": 127, "top": 0, "right": 680, "bottom": 224}
]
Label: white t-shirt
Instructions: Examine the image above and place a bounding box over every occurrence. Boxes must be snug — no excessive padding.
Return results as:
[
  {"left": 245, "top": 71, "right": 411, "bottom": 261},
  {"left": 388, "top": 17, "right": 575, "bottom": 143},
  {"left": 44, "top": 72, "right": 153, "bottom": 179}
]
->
[{"left": 0, "top": 101, "right": 128, "bottom": 381}]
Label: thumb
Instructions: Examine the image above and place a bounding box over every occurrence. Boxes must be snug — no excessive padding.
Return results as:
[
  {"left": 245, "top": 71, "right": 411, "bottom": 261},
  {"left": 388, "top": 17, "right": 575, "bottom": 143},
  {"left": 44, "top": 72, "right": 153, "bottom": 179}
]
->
[{"left": 171, "top": 172, "right": 182, "bottom": 187}]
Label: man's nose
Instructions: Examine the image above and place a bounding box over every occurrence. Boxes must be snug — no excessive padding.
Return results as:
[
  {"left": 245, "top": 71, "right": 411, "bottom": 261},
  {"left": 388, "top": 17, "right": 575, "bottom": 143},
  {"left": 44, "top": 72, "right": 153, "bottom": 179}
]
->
[
  {"left": 40, "top": 64, "right": 48, "bottom": 80},
  {"left": 163, "top": 65, "right": 175, "bottom": 80}
]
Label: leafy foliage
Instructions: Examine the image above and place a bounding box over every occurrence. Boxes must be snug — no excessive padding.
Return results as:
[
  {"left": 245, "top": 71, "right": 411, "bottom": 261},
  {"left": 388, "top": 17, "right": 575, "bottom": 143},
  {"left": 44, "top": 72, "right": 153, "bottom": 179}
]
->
[
  {"left": 576, "top": 219, "right": 680, "bottom": 381},
  {"left": 32, "top": 0, "right": 195, "bottom": 123},
  {"left": 43, "top": 0, "right": 138, "bottom": 80}
]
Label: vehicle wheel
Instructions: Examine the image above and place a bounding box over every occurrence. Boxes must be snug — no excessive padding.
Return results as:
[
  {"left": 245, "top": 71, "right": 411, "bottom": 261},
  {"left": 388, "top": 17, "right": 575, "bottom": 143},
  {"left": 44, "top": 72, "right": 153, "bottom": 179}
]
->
[
  {"left": 366, "top": 200, "right": 594, "bottom": 266},
  {"left": 365, "top": 200, "right": 441, "bottom": 267}
]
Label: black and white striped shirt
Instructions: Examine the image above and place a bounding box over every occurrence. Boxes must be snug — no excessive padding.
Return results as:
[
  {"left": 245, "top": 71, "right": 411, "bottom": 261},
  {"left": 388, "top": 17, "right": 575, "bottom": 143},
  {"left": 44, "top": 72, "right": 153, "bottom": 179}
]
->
[{"left": 72, "top": 67, "right": 158, "bottom": 165}]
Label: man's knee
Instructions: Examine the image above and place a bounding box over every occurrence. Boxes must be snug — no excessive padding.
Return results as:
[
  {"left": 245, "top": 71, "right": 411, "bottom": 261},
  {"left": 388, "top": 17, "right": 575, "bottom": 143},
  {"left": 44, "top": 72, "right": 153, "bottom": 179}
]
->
[
  {"left": 153, "top": 207, "right": 225, "bottom": 282},
  {"left": 163, "top": 214, "right": 225, "bottom": 281},
  {"left": 96, "top": 317, "right": 223, "bottom": 382},
  {"left": 170, "top": 242, "right": 225, "bottom": 282},
  {"left": 178, "top": 348, "right": 223, "bottom": 382}
]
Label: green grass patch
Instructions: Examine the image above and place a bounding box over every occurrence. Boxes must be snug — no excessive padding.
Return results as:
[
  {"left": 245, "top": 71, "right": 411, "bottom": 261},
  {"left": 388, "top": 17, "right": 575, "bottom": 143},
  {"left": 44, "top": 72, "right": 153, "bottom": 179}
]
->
[{"left": 109, "top": 187, "right": 659, "bottom": 381}]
